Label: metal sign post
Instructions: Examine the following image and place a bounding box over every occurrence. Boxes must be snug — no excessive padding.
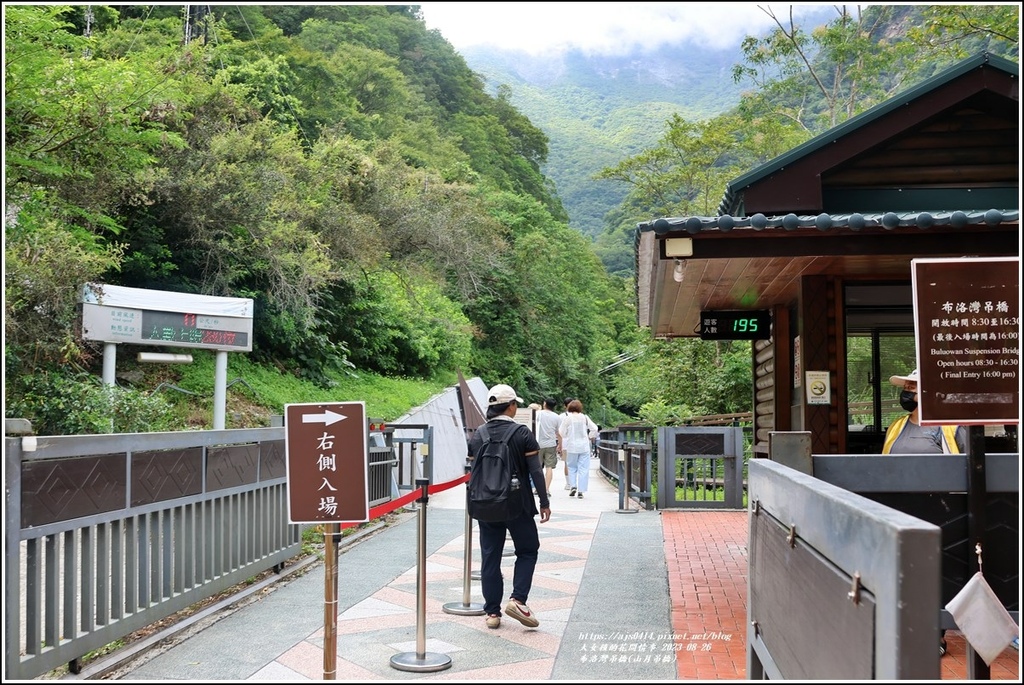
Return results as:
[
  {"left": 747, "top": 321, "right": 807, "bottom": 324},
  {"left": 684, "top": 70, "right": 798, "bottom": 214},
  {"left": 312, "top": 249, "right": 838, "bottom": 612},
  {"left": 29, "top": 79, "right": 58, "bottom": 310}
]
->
[{"left": 616, "top": 443, "right": 637, "bottom": 514}]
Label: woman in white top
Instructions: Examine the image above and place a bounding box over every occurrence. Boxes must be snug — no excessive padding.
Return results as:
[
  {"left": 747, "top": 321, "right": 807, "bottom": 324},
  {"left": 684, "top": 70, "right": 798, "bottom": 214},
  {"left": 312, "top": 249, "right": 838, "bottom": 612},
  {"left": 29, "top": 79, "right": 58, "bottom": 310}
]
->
[{"left": 558, "top": 399, "right": 598, "bottom": 498}]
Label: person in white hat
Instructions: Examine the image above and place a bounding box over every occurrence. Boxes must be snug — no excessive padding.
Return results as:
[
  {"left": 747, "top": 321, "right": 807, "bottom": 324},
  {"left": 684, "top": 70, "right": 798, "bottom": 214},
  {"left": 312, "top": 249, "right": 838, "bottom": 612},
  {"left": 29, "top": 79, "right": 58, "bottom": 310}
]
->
[
  {"left": 883, "top": 369, "right": 966, "bottom": 456},
  {"left": 467, "top": 383, "right": 550, "bottom": 631},
  {"left": 882, "top": 368, "right": 966, "bottom": 657}
]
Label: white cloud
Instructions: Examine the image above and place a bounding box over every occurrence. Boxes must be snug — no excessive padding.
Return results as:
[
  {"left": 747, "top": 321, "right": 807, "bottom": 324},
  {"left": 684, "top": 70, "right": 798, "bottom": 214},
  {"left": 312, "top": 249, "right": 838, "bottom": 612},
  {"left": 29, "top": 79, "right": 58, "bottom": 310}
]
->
[{"left": 419, "top": 2, "right": 837, "bottom": 56}]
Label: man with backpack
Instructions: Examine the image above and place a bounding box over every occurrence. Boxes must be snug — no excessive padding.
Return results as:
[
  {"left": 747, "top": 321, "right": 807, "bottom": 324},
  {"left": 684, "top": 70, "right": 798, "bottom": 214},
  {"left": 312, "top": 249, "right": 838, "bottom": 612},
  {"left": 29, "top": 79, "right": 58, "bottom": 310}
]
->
[{"left": 467, "top": 384, "right": 551, "bottom": 630}]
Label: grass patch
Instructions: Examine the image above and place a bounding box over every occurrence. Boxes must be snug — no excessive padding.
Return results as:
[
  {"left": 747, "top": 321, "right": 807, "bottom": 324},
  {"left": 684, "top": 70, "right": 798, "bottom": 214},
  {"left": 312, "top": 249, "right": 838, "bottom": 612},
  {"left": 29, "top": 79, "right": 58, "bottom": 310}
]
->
[{"left": 142, "top": 351, "right": 455, "bottom": 428}]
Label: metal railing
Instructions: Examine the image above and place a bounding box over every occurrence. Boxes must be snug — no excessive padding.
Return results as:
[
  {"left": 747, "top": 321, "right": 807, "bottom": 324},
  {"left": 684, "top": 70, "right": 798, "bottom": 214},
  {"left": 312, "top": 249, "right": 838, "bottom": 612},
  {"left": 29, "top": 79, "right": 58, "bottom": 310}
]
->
[
  {"left": 596, "top": 426, "right": 655, "bottom": 510},
  {"left": 4, "top": 422, "right": 412, "bottom": 681}
]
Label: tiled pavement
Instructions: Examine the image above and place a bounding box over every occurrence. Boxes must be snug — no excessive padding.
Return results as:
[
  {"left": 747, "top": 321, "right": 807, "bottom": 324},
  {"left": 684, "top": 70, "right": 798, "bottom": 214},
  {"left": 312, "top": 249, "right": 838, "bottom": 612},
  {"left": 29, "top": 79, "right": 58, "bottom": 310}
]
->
[
  {"left": 77, "top": 459, "right": 1018, "bottom": 682},
  {"left": 663, "top": 510, "right": 749, "bottom": 680},
  {"left": 661, "top": 510, "right": 1019, "bottom": 681}
]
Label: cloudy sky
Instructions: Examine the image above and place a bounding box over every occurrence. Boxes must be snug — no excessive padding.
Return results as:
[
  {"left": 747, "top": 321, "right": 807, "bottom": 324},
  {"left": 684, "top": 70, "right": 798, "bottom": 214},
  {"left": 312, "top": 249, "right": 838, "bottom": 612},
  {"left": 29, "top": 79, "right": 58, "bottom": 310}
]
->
[{"left": 418, "top": 2, "right": 838, "bottom": 56}]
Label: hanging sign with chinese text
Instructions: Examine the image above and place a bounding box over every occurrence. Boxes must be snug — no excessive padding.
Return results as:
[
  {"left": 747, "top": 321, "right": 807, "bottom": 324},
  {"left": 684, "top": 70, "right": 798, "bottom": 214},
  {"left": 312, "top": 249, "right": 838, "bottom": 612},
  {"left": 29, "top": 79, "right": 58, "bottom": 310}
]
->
[
  {"left": 285, "top": 401, "right": 369, "bottom": 524},
  {"left": 912, "top": 257, "right": 1019, "bottom": 425}
]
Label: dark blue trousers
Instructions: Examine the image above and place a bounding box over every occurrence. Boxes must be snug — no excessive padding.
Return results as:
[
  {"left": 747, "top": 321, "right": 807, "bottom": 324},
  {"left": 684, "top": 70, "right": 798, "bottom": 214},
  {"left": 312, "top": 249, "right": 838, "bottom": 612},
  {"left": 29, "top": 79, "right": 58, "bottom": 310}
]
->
[{"left": 477, "top": 511, "right": 540, "bottom": 616}]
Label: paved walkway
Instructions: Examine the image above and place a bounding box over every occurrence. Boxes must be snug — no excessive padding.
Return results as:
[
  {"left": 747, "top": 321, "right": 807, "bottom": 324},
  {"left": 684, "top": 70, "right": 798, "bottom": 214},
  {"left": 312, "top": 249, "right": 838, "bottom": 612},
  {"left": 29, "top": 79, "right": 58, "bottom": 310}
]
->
[{"left": 69, "top": 459, "right": 1017, "bottom": 681}]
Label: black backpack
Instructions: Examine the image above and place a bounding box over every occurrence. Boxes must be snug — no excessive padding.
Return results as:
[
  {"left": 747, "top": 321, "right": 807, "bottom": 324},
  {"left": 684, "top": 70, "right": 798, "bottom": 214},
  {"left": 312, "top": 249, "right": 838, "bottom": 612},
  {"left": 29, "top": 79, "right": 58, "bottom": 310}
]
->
[{"left": 467, "top": 422, "right": 524, "bottom": 522}]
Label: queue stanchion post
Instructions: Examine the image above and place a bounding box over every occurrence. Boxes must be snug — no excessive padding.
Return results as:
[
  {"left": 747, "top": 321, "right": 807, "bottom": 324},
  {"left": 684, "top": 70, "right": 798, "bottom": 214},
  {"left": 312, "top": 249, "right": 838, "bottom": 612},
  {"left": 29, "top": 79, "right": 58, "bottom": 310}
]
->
[
  {"left": 443, "top": 464, "right": 485, "bottom": 615},
  {"left": 390, "top": 479, "right": 453, "bottom": 672}
]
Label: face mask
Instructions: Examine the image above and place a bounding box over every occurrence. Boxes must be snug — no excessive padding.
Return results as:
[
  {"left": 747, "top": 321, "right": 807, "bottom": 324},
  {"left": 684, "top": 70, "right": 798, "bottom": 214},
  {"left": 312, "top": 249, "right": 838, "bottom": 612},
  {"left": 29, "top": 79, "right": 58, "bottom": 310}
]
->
[{"left": 899, "top": 390, "right": 918, "bottom": 412}]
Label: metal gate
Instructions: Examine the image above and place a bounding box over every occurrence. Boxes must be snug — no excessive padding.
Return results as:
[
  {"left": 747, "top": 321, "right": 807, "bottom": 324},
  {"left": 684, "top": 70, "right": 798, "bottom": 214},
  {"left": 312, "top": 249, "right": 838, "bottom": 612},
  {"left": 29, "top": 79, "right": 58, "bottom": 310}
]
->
[{"left": 657, "top": 426, "right": 745, "bottom": 509}]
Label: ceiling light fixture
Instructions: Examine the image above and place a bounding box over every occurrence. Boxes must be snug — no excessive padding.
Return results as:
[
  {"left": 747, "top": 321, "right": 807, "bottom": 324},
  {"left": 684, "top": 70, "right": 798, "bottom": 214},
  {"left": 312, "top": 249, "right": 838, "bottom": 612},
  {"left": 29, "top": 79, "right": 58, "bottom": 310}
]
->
[{"left": 673, "top": 259, "right": 685, "bottom": 283}]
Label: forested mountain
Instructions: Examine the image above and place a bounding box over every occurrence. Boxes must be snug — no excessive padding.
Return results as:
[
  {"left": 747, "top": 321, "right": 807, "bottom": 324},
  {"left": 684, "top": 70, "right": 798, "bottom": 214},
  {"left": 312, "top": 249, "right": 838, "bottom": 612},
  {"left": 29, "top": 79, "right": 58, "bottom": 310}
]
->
[
  {"left": 5, "top": 4, "right": 635, "bottom": 434},
  {"left": 455, "top": 5, "right": 1018, "bottom": 280},
  {"left": 459, "top": 43, "right": 747, "bottom": 238}
]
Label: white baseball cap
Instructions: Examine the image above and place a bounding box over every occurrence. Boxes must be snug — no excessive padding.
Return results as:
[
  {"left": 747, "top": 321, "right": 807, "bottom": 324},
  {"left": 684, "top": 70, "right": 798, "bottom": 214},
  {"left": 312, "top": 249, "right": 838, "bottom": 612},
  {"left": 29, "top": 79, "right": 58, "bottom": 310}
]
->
[
  {"left": 487, "top": 384, "right": 523, "bottom": 406},
  {"left": 888, "top": 369, "right": 919, "bottom": 387}
]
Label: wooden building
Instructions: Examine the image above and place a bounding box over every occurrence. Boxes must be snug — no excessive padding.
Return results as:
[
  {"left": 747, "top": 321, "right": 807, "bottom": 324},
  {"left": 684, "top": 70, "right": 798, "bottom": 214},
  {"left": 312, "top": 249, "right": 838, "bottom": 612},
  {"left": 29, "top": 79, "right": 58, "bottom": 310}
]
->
[{"left": 634, "top": 52, "right": 1019, "bottom": 456}]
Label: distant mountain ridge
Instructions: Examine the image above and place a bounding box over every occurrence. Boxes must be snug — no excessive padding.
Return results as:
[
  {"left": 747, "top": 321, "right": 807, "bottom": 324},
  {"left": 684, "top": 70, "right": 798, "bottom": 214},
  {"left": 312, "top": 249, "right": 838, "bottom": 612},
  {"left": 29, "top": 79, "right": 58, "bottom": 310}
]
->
[{"left": 460, "top": 42, "right": 747, "bottom": 236}]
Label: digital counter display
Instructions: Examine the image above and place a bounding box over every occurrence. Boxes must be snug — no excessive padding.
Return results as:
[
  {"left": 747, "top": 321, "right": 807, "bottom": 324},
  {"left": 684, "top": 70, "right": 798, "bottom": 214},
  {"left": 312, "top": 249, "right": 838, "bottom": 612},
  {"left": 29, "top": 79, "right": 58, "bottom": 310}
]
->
[{"left": 699, "top": 310, "right": 771, "bottom": 340}]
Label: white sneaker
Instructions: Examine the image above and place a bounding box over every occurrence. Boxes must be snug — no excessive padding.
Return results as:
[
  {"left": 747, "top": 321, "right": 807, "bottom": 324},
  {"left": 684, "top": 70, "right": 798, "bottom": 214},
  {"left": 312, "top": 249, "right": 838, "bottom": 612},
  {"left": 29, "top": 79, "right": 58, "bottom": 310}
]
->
[
  {"left": 504, "top": 598, "right": 539, "bottom": 628},
  {"left": 564, "top": 483, "right": 572, "bottom": 490}
]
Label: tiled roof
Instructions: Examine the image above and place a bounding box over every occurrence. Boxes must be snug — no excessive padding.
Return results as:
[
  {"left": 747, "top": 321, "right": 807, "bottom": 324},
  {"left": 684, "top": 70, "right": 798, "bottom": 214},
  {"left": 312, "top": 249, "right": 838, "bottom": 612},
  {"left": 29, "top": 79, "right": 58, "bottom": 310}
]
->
[{"left": 638, "top": 209, "right": 1020, "bottom": 235}]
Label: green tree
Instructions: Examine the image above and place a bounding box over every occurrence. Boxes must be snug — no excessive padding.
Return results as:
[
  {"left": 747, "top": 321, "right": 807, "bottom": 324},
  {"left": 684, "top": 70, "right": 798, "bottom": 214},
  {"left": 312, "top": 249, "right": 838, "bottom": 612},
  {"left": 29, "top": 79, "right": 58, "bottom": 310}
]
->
[
  {"left": 4, "top": 3, "right": 641, "bottom": 431},
  {"left": 5, "top": 7, "right": 189, "bottom": 211},
  {"left": 609, "top": 338, "right": 752, "bottom": 420},
  {"left": 732, "top": 5, "right": 920, "bottom": 134},
  {"left": 732, "top": 5, "right": 1018, "bottom": 135},
  {"left": 4, "top": 5, "right": 188, "bottom": 370},
  {"left": 907, "top": 5, "right": 1020, "bottom": 61}
]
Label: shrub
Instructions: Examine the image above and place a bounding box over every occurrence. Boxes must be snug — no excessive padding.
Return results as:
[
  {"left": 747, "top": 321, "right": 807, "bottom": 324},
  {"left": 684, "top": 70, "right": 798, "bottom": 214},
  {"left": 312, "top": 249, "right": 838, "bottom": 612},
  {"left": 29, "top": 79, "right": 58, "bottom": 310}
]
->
[{"left": 6, "top": 370, "right": 177, "bottom": 435}]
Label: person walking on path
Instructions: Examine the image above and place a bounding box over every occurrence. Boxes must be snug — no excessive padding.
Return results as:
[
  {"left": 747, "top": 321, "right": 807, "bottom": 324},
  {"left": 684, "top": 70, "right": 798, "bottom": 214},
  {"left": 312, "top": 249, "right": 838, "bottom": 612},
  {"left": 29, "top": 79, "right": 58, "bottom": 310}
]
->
[
  {"left": 558, "top": 399, "right": 598, "bottom": 499},
  {"left": 535, "top": 398, "right": 562, "bottom": 495},
  {"left": 467, "top": 384, "right": 551, "bottom": 630},
  {"left": 559, "top": 397, "right": 573, "bottom": 489},
  {"left": 883, "top": 367, "right": 965, "bottom": 657}
]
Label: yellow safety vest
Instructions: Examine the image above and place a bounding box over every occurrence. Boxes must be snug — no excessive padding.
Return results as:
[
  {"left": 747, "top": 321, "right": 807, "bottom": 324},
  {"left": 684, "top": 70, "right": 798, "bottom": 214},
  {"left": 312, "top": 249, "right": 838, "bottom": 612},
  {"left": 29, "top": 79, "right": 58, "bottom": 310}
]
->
[{"left": 882, "top": 415, "right": 961, "bottom": 454}]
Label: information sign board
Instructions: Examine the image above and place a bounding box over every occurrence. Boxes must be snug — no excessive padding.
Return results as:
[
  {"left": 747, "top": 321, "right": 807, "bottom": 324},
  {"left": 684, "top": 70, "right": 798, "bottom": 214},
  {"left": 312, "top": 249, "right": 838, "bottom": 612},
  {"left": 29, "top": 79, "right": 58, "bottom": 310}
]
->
[
  {"left": 912, "top": 257, "right": 1019, "bottom": 425},
  {"left": 284, "top": 401, "right": 369, "bottom": 524},
  {"left": 81, "top": 282, "right": 253, "bottom": 351}
]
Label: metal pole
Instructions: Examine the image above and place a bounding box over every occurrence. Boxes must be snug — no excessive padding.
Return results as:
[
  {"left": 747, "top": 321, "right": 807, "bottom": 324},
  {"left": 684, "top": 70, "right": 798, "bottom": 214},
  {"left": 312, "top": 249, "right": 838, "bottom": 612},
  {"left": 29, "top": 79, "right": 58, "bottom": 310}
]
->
[
  {"left": 102, "top": 342, "right": 117, "bottom": 386},
  {"left": 390, "top": 479, "right": 452, "bottom": 672},
  {"left": 617, "top": 443, "right": 637, "bottom": 514},
  {"left": 443, "top": 465, "right": 484, "bottom": 615},
  {"left": 213, "top": 350, "right": 227, "bottom": 429},
  {"left": 965, "top": 425, "right": 989, "bottom": 680},
  {"left": 415, "top": 482, "right": 427, "bottom": 653},
  {"left": 323, "top": 523, "right": 339, "bottom": 680}
]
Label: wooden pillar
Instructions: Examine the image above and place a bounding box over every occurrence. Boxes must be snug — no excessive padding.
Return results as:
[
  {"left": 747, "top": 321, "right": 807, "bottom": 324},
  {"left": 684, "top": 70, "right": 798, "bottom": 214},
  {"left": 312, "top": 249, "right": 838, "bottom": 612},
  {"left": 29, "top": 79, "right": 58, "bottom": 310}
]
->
[{"left": 796, "top": 275, "right": 838, "bottom": 455}]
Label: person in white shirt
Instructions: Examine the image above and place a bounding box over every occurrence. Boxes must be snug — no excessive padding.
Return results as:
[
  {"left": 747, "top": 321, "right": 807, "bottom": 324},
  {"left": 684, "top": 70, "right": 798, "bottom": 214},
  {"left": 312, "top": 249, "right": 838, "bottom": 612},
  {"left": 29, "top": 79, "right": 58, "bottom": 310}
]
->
[
  {"left": 558, "top": 399, "right": 598, "bottom": 498},
  {"left": 559, "top": 397, "right": 573, "bottom": 489},
  {"left": 535, "top": 398, "right": 562, "bottom": 494}
]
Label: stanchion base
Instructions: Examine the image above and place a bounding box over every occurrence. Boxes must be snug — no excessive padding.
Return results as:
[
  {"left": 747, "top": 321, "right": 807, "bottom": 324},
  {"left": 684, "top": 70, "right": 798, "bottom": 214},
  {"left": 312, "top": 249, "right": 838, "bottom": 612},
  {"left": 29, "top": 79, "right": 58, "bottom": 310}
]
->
[
  {"left": 616, "top": 508, "right": 638, "bottom": 514},
  {"left": 390, "top": 652, "right": 452, "bottom": 672},
  {"left": 442, "top": 601, "right": 485, "bottom": 615}
]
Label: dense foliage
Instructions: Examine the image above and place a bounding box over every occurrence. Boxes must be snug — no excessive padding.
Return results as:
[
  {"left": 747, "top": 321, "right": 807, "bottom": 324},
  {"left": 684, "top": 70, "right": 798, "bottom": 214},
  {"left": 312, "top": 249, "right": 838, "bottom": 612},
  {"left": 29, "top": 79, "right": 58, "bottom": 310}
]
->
[{"left": 4, "top": 4, "right": 619, "bottom": 433}]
